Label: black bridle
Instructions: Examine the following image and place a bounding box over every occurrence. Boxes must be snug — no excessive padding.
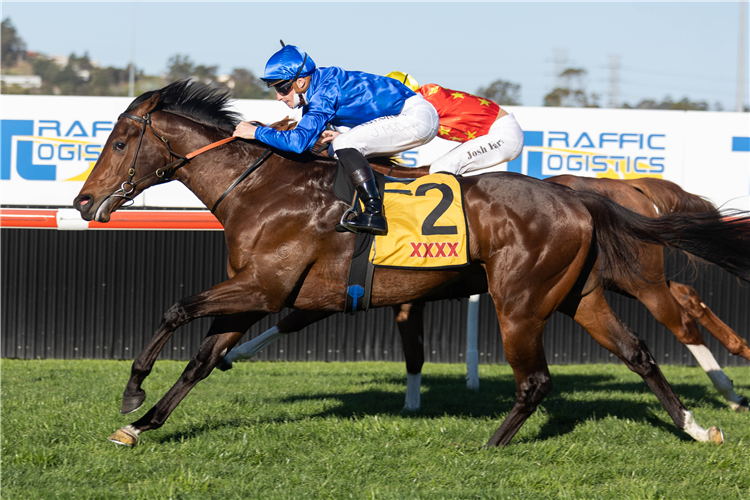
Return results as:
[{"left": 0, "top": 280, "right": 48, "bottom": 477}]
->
[
  {"left": 114, "top": 112, "right": 190, "bottom": 206},
  {"left": 115, "top": 112, "right": 272, "bottom": 214}
]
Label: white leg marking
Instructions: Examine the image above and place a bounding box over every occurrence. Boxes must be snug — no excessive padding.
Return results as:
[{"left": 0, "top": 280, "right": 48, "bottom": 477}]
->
[
  {"left": 682, "top": 410, "right": 711, "bottom": 442},
  {"left": 404, "top": 372, "right": 421, "bottom": 411},
  {"left": 686, "top": 344, "right": 744, "bottom": 410},
  {"left": 123, "top": 424, "right": 140, "bottom": 436},
  {"left": 224, "top": 326, "right": 288, "bottom": 365}
]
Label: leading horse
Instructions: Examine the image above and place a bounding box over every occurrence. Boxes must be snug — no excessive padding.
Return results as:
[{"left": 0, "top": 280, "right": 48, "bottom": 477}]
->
[
  {"left": 221, "top": 173, "right": 750, "bottom": 412},
  {"left": 74, "top": 81, "right": 750, "bottom": 447}
]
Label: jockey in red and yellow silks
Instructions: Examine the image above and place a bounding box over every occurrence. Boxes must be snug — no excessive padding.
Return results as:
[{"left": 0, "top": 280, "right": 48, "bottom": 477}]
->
[{"left": 386, "top": 72, "right": 524, "bottom": 177}]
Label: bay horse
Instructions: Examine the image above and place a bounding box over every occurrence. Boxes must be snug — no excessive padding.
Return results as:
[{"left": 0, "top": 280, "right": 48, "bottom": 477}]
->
[
  {"left": 221, "top": 173, "right": 750, "bottom": 412},
  {"left": 73, "top": 81, "right": 750, "bottom": 447}
]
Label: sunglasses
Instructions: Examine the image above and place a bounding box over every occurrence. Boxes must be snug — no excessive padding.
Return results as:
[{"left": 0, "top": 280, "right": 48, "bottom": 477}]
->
[{"left": 270, "top": 53, "right": 308, "bottom": 96}]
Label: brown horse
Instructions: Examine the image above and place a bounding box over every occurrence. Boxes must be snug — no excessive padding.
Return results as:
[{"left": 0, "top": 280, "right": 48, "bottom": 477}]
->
[
  {"left": 221, "top": 173, "right": 750, "bottom": 412},
  {"left": 74, "top": 81, "right": 750, "bottom": 447}
]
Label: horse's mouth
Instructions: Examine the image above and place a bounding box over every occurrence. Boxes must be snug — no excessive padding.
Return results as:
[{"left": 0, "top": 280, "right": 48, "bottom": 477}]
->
[{"left": 74, "top": 194, "right": 122, "bottom": 223}]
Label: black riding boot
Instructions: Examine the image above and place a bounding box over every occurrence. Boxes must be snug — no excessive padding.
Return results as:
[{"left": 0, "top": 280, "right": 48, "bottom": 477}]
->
[{"left": 337, "top": 148, "right": 388, "bottom": 236}]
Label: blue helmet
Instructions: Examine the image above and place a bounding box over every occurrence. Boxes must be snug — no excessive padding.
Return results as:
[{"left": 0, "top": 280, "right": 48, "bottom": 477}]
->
[{"left": 261, "top": 45, "right": 316, "bottom": 86}]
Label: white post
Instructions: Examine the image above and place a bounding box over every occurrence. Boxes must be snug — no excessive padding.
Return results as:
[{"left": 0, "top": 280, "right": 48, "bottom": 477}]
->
[{"left": 466, "top": 294, "right": 480, "bottom": 391}]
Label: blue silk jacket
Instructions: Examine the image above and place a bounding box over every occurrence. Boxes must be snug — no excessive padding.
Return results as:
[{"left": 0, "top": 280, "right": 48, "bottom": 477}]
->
[{"left": 255, "top": 67, "right": 415, "bottom": 154}]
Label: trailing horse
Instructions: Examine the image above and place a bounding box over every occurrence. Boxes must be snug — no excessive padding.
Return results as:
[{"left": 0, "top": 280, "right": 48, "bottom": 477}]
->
[{"left": 74, "top": 81, "right": 749, "bottom": 447}]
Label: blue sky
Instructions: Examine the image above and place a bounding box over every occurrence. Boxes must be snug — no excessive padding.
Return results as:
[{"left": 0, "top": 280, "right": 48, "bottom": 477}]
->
[{"left": 2, "top": 1, "right": 748, "bottom": 110}]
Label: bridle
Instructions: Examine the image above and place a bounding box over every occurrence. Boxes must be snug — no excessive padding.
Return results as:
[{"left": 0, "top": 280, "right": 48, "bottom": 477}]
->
[
  {"left": 114, "top": 112, "right": 271, "bottom": 214},
  {"left": 113, "top": 112, "right": 191, "bottom": 206}
]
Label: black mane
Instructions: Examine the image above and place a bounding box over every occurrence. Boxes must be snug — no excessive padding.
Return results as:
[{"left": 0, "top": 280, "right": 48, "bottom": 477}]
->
[{"left": 126, "top": 80, "right": 241, "bottom": 133}]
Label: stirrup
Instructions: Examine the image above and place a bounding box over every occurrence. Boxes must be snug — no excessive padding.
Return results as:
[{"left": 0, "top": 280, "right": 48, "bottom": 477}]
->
[{"left": 336, "top": 207, "right": 358, "bottom": 233}]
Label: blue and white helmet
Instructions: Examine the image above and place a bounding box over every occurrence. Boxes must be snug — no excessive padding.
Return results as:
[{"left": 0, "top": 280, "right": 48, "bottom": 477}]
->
[{"left": 261, "top": 45, "right": 316, "bottom": 87}]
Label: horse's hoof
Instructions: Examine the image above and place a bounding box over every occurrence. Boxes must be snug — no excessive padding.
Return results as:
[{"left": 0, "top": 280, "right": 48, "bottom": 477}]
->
[
  {"left": 108, "top": 426, "right": 139, "bottom": 447},
  {"left": 734, "top": 397, "right": 749, "bottom": 412},
  {"left": 120, "top": 390, "right": 146, "bottom": 415},
  {"left": 216, "top": 358, "right": 233, "bottom": 372},
  {"left": 708, "top": 426, "right": 724, "bottom": 444}
]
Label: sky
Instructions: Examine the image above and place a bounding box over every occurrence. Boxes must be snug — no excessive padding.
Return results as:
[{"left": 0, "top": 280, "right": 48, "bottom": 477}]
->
[{"left": 2, "top": 1, "right": 749, "bottom": 110}]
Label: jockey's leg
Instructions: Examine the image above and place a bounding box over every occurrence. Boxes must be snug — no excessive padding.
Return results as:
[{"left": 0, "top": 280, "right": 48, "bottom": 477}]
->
[
  {"left": 332, "top": 95, "right": 438, "bottom": 235},
  {"left": 336, "top": 147, "right": 388, "bottom": 235},
  {"left": 429, "top": 113, "right": 524, "bottom": 176}
]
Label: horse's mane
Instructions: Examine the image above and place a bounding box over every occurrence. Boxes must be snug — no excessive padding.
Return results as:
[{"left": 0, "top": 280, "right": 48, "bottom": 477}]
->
[{"left": 126, "top": 79, "right": 242, "bottom": 133}]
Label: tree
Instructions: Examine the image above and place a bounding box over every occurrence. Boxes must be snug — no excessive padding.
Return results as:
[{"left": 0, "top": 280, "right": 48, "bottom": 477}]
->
[
  {"left": 167, "top": 54, "right": 195, "bottom": 82},
  {"left": 1, "top": 17, "right": 26, "bottom": 69},
  {"left": 166, "top": 54, "right": 218, "bottom": 85},
  {"left": 543, "top": 68, "right": 599, "bottom": 108},
  {"left": 219, "top": 68, "right": 274, "bottom": 99},
  {"left": 621, "top": 96, "right": 708, "bottom": 111},
  {"left": 475, "top": 79, "right": 521, "bottom": 106}
]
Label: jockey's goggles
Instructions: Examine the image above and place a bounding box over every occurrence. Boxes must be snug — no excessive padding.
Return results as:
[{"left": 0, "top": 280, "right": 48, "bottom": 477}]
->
[{"left": 267, "top": 54, "right": 308, "bottom": 96}]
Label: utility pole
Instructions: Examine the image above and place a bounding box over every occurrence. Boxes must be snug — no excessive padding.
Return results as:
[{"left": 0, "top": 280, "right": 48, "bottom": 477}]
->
[
  {"left": 607, "top": 54, "right": 621, "bottom": 109},
  {"left": 738, "top": 1, "right": 747, "bottom": 112},
  {"left": 553, "top": 48, "right": 569, "bottom": 84},
  {"left": 128, "top": 7, "right": 136, "bottom": 98}
]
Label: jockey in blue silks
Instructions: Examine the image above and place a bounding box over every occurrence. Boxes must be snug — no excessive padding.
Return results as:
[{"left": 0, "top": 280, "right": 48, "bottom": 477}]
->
[{"left": 233, "top": 44, "right": 439, "bottom": 236}]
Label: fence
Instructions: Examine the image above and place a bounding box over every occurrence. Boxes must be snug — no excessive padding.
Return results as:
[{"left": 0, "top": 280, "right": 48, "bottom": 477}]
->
[{"left": 3, "top": 227, "right": 748, "bottom": 367}]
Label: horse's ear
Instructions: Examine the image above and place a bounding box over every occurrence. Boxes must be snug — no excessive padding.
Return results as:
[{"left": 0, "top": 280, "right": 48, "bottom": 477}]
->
[{"left": 132, "top": 93, "right": 161, "bottom": 116}]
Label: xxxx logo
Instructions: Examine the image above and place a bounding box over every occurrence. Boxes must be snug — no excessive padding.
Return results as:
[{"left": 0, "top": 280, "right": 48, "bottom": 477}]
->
[{"left": 410, "top": 242, "right": 460, "bottom": 258}]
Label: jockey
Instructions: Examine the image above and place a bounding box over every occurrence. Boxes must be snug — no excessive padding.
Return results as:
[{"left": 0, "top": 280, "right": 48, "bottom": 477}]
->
[
  {"left": 233, "top": 45, "right": 439, "bottom": 236},
  {"left": 385, "top": 71, "right": 524, "bottom": 176}
]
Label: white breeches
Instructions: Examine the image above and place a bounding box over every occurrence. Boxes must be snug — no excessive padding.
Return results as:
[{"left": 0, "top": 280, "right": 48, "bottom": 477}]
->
[
  {"left": 429, "top": 113, "right": 524, "bottom": 176},
  {"left": 332, "top": 95, "right": 439, "bottom": 157}
]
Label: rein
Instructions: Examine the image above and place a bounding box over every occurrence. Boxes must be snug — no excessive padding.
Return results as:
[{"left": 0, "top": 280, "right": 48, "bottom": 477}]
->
[{"left": 116, "top": 112, "right": 272, "bottom": 214}]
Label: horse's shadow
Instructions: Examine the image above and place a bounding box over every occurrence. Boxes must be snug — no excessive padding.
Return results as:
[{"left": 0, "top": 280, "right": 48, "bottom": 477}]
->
[{"left": 157, "top": 371, "right": 728, "bottom": 445}]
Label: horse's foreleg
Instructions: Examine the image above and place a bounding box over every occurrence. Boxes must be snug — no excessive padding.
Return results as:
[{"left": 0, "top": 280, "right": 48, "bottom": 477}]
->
[
  {"left": 574, "top": 288, "right": 723, "bottom": 443},
  {"left": 632, "top": 282, "right": 748, "bottom": 411},
  {"left": 121, "top": 274, "right": 279, "bottom": 415},
  {"left": 121, "top": 310, "right": 261, "bottom": 415},
  {"left": 393, "top": 302, "right": 426, "bottom": 411},
  {"left": 109, "top": 321, "right": 256, "bottom": 446},
  {"left": 217, "top": 309, "right": 335, "bottom": 371}
]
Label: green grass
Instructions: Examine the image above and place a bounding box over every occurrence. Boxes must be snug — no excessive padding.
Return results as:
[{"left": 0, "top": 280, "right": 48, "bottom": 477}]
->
[{"left": 2, "top": 359, "right": 749, "bottom": 499}]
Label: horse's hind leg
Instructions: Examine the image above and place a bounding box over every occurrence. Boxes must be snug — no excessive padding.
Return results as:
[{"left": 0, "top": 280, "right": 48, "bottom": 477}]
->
[
  {"left": 574, "top": 288, "right": 723, "bottom": 443},
  {"left": 109, "top": 315, "right": 263, "bottom": 446},
  {"left": 393, "top": 302, "right": 426, "bottom": 411},
  {"left": 666, "top": 281, "right": 749, "bottom": 411},
  {"left": 629, "top": 280, "right": 749, "bottom": 411},
  {"left": 669, "top": 281, "right": 750, "bottom": 361},
  {"left": 485, "top": 313, "right": 552, "bottom": 447},
  {"left": 481, "top": 279, "right": 553, "bottom": 447}
]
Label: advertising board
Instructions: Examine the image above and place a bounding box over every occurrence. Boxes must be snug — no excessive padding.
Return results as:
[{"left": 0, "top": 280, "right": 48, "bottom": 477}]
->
[{"left": 2, "top": 95, "right": 748, "bottom": 216}]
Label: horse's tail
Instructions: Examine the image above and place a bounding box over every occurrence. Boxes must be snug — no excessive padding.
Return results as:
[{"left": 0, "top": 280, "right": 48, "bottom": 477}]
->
[
  {"left": 575, "top": 191, "right": 750, "bottom": 284},
  {"left": 624, "top": 177, "right": 718, "bottom": 215}
]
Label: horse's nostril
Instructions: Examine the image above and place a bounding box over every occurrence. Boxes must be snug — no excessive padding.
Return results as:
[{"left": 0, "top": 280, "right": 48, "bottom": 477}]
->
[{"left": 79, "top": 198, "right": 90, "bottom": 206}]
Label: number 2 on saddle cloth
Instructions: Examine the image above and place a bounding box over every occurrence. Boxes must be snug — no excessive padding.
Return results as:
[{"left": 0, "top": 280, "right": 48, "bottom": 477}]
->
[{"left": 340, "top": 172, "right": 470, "bottom": 314}]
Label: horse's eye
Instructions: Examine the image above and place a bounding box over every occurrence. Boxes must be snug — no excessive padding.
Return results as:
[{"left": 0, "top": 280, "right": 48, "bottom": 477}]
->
[{"left": 113, "top": 142, "right": 126, "bottom": 151}]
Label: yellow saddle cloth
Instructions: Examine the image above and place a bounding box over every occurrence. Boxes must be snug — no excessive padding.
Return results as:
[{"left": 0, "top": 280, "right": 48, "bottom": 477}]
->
[{"left": 369, "top": 173, "right": 469, "bottom": 269}]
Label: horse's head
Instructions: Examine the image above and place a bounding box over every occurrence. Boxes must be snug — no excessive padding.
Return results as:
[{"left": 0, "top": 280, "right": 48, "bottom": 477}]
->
[
  {"left": 74, "top": 80, "right": 241, "bottom": 222},
  {"left": 73, "top": 91, "right": 170, "bottom": 222}
]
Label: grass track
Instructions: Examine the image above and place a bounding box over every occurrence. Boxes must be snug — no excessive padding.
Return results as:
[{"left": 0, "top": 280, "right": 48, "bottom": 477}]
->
[{"left": 2, "top": 359, "right": 749, "bottom": 499}]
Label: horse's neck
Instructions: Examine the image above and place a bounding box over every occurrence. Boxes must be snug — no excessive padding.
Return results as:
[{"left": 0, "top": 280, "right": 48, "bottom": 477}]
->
[{"left": 174, "top": 136, "right": 338, "bottom": 222}]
